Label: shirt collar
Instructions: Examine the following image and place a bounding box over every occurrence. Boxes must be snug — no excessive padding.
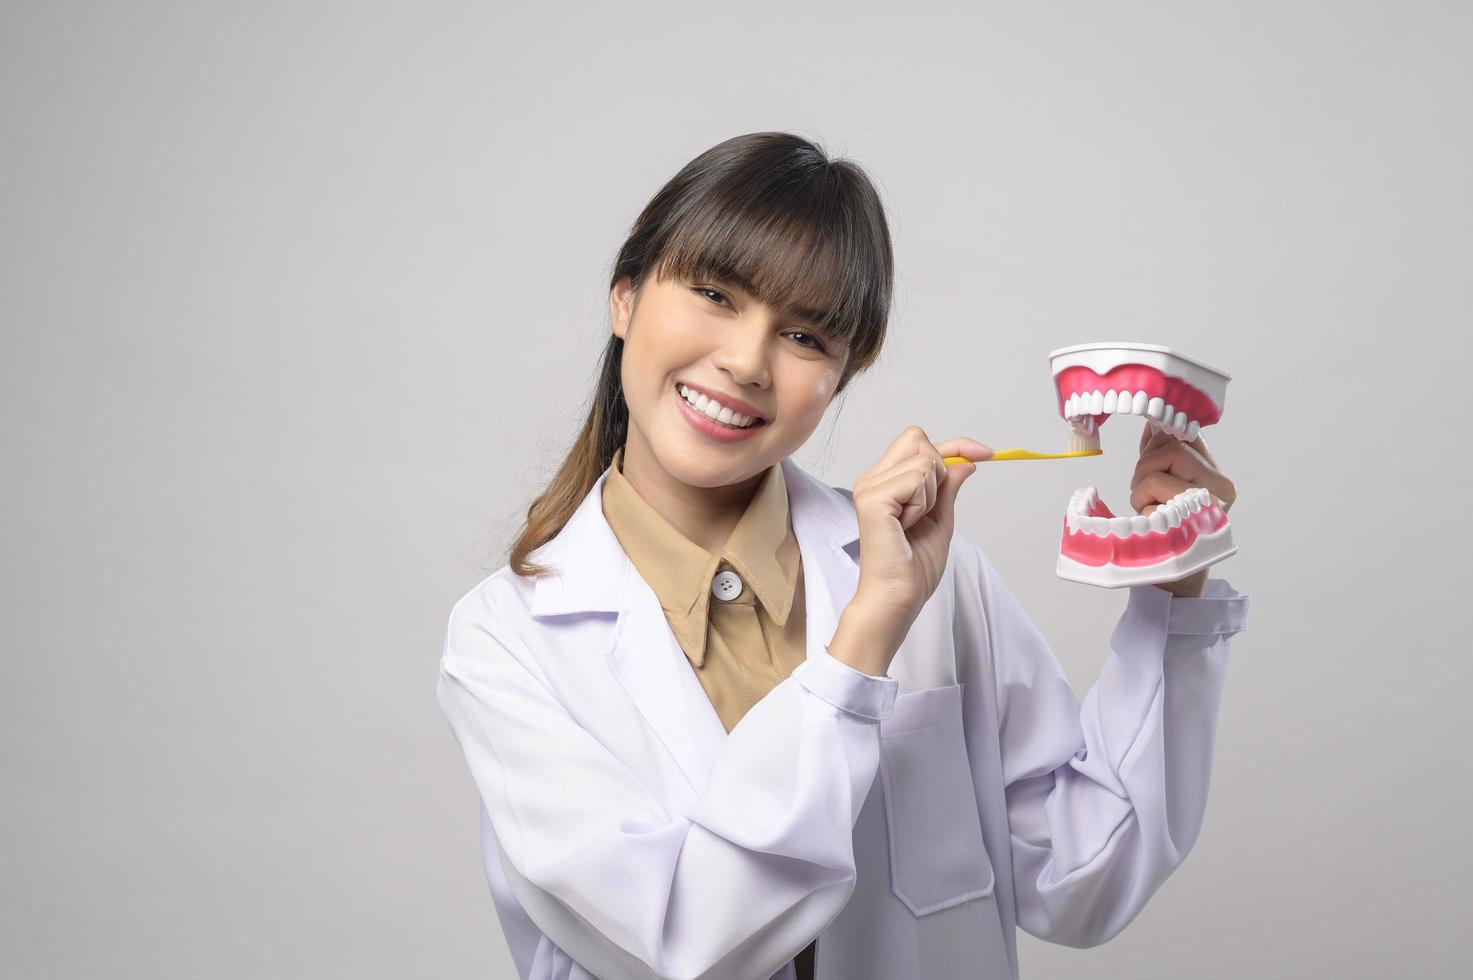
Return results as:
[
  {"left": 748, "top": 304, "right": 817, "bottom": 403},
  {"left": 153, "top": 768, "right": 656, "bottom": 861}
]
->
[{"left": 600, "top": 445, "right": 800, "bottom": 668}]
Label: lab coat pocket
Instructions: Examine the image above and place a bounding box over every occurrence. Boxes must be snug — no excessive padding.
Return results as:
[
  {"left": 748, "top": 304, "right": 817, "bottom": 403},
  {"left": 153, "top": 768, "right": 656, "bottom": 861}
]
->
[{"left": 878, "top": 682, "right": 996, "bottom": 916}]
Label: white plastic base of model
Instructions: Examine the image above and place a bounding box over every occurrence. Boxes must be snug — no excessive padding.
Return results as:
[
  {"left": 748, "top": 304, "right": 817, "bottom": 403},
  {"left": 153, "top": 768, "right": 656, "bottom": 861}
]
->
[{"left": 1056, "top": 521, "right": 1237, "bottom": 589}]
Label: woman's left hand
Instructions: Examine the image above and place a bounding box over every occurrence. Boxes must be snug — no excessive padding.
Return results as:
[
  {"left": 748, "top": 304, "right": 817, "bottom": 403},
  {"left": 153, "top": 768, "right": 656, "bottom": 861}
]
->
[{"left": 1129, "top": 422, "right": 1238, "bottom": 598}]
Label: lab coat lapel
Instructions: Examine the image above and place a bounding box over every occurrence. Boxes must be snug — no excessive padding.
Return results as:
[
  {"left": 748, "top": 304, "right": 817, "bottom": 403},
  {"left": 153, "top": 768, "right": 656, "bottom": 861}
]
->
[
  {"left": 784, "top": 456, "right": 863, "bottom": 685},
  {"left": 530, "top": 458, "right": 863, "bottom": 803}
]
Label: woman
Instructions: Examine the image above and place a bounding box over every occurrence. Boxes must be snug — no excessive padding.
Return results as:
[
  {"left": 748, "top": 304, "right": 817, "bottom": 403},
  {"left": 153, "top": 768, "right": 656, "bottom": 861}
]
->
[{"left": 437, "top": 131, "right": 1250, "bottom": 980}]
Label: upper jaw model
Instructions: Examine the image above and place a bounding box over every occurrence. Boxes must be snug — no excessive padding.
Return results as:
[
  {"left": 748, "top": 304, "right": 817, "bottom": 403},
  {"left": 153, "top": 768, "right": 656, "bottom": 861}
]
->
[{"left": 1051, "top": 342, "right": 1237, "bottom": 589}]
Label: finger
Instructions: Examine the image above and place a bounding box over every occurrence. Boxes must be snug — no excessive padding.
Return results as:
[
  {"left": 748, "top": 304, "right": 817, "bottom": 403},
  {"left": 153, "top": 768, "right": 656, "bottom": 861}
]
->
[
  {"left": 914, "top": 449, "right": 939, "bottom": 523},
  {"left": 856, "top": 426, "right": 931, "bottom": 494},
  {"left": 1132, "top": 468, "right": 1234, "bottom": 514},
  {"left": 1140, "top": 419, "right": 1217, "bottom": 468},
  {"left": 871, "top": 462, "right": 934, "bottom": 530},
  {"left": 1190, "top": 431, "right": 1216, "bottom": 467},
  {"left": 1130, "top": 438, "right": 1216, "bottom": 494},
  {"left": 1140, "top": 419, "right": 1176, "bottom": 454},
  {"left": 920, "top": 443, "right": 945, "bottom": 504},
  {"left": 1174, "top": 438, "right": 1228, "bottom": 504},
  {"left": 931, "top": 453, "right": 975, "bottom": 531},
  {"left": 884, "top": 426, "right": 938, "bottom": 476},
  {"left": 872, "top": 454, "right": 939, "bottom": 528},
  {"left": 933, "top": 436, "right": 994, "bottom": 465},
  {"left": 1131, "top": 471, "right": 1195, "bottom": 515},
  {"left": 868, "top": 452, "right": 933, "bottom": 491}
]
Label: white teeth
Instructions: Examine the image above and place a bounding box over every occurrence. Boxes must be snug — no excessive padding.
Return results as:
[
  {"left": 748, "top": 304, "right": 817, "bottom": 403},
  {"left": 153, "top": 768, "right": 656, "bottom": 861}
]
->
[
  {"left": 680, "top": 384, "right": 756, "bottom": 428},
  {"left": 1061, "top": 386, "right": 1201, "bottom": 432},
  {"left": 1064, "top": 485, "right": 1214, "bottom": 538},
  {"left": 1060, "top": 388, "right": 1206, "bottom": 443}
]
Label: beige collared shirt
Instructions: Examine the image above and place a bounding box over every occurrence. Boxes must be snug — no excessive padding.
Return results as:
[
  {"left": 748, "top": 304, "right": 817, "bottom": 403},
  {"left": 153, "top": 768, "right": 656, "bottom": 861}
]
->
[{"left": 601, "top": 445, "right": 808, "bottom": 735}]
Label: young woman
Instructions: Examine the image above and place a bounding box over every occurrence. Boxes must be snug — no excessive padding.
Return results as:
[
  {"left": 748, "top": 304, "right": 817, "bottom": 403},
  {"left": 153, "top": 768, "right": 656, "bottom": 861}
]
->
[{"left": 437, "top": 132, "right": 1250, "bottom": 980}]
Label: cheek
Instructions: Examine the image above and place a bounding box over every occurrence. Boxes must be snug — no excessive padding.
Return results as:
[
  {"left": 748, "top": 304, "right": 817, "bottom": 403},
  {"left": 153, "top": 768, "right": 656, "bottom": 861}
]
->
[
  {"left": 781, "top": 366, "right": 840, "bottom": 425},
  {"left": 813, "top": 365, "right": 839, "bottom": 399}
]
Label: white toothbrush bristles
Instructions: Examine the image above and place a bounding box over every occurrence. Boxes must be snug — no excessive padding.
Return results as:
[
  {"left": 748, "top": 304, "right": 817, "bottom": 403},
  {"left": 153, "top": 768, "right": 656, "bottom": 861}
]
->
[{"left": 1067, "top": 417, "right": 1100, "bottom": 454}]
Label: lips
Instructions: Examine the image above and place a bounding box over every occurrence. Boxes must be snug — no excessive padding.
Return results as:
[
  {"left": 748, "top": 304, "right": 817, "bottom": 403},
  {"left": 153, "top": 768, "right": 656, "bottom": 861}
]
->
[
  {"left": 674, "top": 379, "right": 769, "bottom": 424},
  {"left": 673, "top": 383, "right": 768, "bottom": 442}
]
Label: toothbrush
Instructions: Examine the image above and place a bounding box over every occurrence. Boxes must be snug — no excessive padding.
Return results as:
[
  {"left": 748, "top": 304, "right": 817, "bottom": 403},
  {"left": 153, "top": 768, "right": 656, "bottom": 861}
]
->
[
  {"left": 946, "top": 447, "right": 1102, "bottom": 464},
  {"left": 943, "top": 416, "right": 1103, "bottom": 465}
]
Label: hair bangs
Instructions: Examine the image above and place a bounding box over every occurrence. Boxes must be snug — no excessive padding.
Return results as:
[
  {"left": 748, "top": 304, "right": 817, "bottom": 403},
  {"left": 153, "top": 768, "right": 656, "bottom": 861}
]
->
[{"left": 649, "top": 178, "right": 883, "bottom": 354}]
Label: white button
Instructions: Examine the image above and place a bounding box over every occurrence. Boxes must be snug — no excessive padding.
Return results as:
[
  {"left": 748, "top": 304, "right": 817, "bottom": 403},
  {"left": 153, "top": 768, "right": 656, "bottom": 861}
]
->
[{"left": 711, "top": 569, "right": 743, "bottom": 601}]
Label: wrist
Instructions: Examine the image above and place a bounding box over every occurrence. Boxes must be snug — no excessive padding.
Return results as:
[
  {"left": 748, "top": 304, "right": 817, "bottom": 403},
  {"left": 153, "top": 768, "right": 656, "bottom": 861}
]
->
[{"left": 831, "top": 601, "right": 910, "bottom": 677}]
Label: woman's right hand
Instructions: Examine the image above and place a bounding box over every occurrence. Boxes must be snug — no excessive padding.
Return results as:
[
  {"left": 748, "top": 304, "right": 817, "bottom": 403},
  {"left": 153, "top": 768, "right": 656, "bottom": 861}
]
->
[{"left": 846, "top": 427, "right": 992, "bottom": 644}]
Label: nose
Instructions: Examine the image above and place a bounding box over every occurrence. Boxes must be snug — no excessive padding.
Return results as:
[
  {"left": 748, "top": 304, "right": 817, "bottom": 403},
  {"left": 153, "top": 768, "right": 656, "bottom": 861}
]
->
[{"left": 710, "top": 317, "right": 772, "bottom": 389}]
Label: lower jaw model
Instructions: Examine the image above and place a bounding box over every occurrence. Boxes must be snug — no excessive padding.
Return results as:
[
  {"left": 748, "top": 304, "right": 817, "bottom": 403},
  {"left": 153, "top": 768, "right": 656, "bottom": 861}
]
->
[{"left": 1050, "top": 342, "right": 1237, "bottom": 589}]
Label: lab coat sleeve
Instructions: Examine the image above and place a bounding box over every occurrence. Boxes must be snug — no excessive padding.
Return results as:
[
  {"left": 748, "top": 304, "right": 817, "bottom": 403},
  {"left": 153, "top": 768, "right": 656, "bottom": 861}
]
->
[
  {"left": 436, "top": 587, "right": 898, "bottom": 980},
  {"left": 971, "top": 545, "right": 1250, "bottom": 948}
]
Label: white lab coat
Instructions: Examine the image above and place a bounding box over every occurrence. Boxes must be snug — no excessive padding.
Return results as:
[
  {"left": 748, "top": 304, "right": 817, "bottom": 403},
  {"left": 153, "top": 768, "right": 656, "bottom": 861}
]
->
[{"left": 437, "top": 457, "right": 1250, "bottom": 980}]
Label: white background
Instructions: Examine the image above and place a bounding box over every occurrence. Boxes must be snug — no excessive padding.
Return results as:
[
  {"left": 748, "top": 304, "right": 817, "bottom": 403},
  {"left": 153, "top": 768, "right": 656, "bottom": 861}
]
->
[{"left": 4, "top": 2, "right": 1466, "bottom": 977}]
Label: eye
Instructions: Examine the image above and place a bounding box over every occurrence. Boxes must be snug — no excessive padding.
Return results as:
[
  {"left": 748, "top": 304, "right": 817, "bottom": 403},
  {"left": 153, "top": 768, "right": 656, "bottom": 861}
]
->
[
  {"left": 787, "top": 330, "right": 827, "bottom": 353},
  {"left": 694, "top": 285, "right": 830, "bottom": 354},
  {"left": 693, "top": 285, "right": 730, "bottom": 307}
]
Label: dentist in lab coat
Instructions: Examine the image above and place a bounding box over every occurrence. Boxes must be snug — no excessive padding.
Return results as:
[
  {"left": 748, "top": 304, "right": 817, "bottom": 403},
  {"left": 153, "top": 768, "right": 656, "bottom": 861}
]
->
[{"left": 437, "top": 134, "right": 1250, "bottom": 980}]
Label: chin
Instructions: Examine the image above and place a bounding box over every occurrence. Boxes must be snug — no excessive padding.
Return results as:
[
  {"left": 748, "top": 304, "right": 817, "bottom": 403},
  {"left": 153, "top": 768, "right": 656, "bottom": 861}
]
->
[
  {"left": 651, "top": 437, "right": 774, "bottom": 486},
  {"left": 664, "top": 455, "right": 757, "bottom": 487}
]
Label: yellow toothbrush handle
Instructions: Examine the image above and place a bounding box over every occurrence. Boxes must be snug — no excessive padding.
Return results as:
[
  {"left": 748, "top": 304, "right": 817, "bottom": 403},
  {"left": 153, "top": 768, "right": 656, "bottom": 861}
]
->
[{"left": 944, "top": 449, "right": 1103, "bottom": 464}]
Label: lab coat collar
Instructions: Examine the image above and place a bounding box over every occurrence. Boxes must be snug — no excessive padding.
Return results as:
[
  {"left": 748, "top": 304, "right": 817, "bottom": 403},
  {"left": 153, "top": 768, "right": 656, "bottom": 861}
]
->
[
  {"left": 527, "top": 456, "right": 863, "bottom": 796},
  {"left": 529, "top": 457, "right": 860, "bottom": 618}
]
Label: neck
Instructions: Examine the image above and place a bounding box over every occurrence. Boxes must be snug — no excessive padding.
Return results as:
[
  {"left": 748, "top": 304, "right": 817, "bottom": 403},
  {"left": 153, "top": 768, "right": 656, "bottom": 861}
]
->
[{"left": 618, "top": 427, "right": 766, "bottom": 555}]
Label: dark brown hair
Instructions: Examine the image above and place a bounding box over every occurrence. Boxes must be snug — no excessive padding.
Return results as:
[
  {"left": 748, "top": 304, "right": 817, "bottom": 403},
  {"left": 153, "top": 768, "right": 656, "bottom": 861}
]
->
[{"left": 508, "top": 131, "right": 895, "bottom": 578}]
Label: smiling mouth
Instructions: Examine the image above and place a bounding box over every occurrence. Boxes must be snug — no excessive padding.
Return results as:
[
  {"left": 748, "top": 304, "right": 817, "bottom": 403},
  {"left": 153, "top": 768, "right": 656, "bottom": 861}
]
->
[{"left": 674, "top": 382, "right": 768, "bottom": 429}]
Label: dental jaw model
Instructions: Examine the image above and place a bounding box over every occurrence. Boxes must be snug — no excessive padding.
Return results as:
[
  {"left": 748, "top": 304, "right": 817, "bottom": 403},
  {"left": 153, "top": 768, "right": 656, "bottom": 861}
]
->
[{"left": 1051, "top": 342, "right": 1237, "bottom": 589}]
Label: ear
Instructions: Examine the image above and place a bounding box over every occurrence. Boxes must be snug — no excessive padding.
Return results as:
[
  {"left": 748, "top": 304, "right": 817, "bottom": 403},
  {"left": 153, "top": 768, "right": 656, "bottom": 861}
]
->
[{"left": 609, "top": 275, "right": 635, "bottom": 340}]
